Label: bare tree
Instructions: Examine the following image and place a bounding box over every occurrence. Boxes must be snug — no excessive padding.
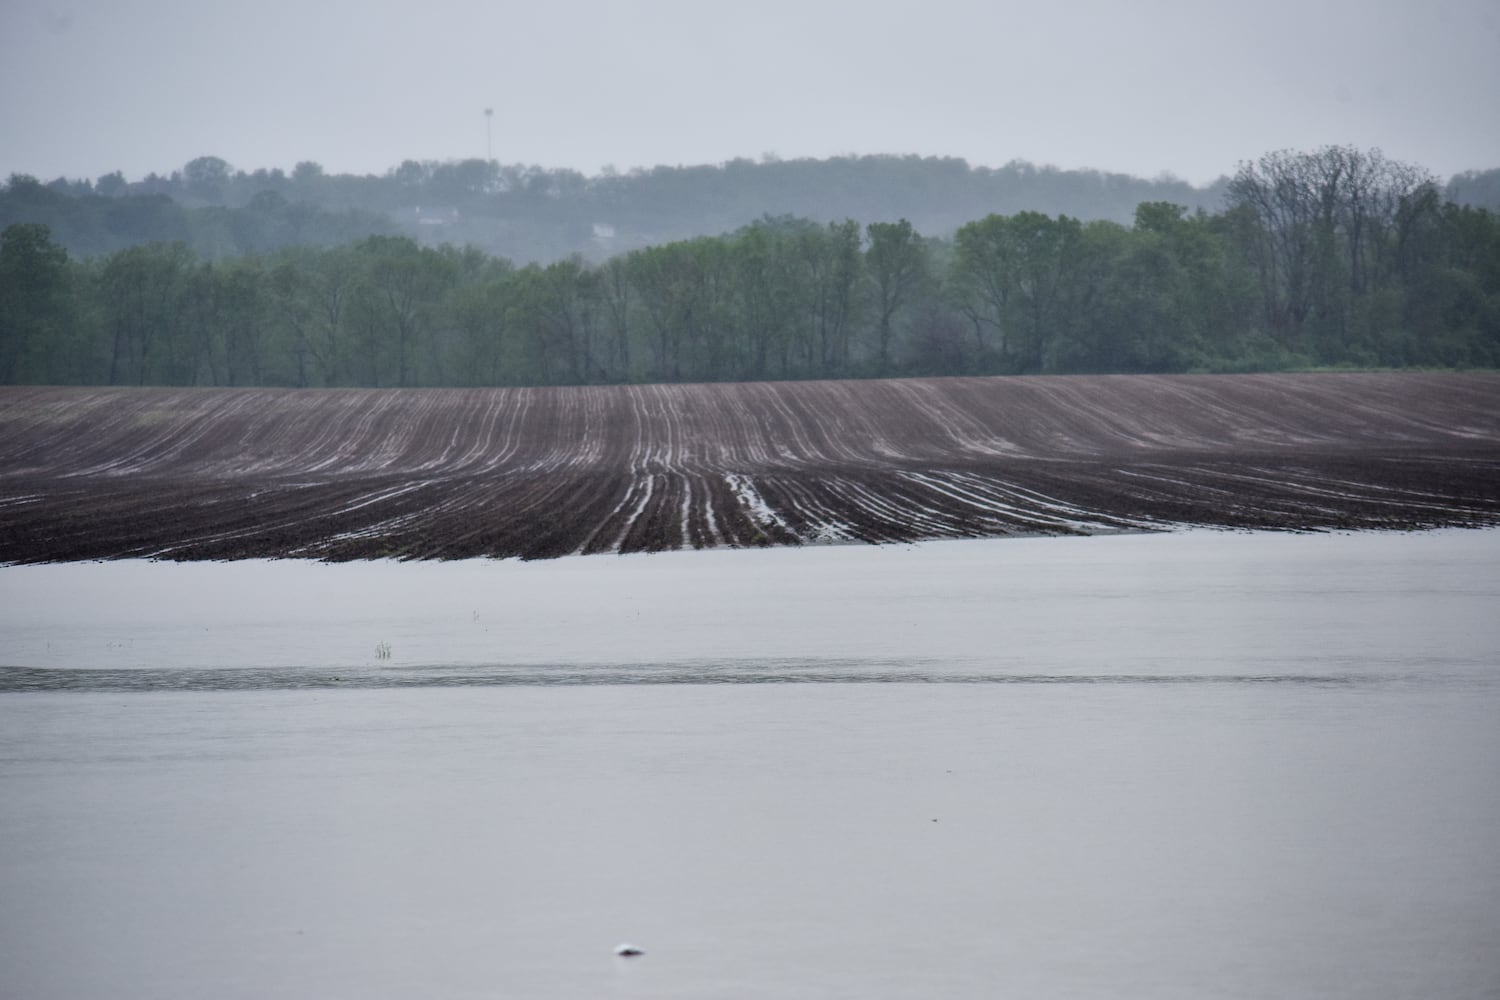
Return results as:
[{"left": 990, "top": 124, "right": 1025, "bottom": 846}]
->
[{"left": 1228, "top": 146, "right": 1438, "bottom": 347}]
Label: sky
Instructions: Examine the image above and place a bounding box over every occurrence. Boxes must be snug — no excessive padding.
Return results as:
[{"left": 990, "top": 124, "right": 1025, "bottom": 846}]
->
[{"left": 4, "top": 0, "right": 1499, "bottom": 187}]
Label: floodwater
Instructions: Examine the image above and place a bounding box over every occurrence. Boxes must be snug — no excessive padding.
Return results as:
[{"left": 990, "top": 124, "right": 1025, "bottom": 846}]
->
[{"left": 1, "top": 530, "right": 1498, "bottom": 999}]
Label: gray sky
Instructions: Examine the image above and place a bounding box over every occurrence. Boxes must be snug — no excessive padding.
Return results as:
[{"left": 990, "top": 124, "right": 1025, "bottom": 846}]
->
[{"left": 4, "top": 0, "right": 1498, "bottom": 186}]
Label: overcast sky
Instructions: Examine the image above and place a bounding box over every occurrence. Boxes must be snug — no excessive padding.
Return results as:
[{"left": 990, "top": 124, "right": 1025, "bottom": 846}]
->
[{"left": 4, "top": 0, "right": 1498, "bottom": 186}]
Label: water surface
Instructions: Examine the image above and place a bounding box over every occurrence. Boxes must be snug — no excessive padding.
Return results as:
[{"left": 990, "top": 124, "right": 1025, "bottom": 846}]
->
[{"left": 2, "top": 530, "right": 1498, "bottom": 998}]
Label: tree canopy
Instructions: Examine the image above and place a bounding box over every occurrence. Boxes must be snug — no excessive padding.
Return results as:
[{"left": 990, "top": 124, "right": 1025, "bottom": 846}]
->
[
  {"left": 2, "top": 146, "right": 1497, "bottom": 388},
  {"left": 6, "top": 153, "right": 1232, "bottom": 265}
]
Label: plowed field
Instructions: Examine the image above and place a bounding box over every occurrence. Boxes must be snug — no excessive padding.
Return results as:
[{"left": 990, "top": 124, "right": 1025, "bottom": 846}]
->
[{"left": 2, "top": 373, "right": 1498, "bottom": 562}]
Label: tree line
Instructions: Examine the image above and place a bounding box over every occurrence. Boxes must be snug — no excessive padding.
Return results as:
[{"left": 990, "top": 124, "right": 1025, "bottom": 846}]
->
[
  {"left": 3, "top": 147, "right": 1497, "bottom": 388},
  {"left": 0, "top": 172, "right": 398, "bottom": 262},
  {"left": 4, "top": 153, "right": 1231, "bottom": 265},
  {"left": 9, "top": 149, "right": 1498, "bottom": 269}
]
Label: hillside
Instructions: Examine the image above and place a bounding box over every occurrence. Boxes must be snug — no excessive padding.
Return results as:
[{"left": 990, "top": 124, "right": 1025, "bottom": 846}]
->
[
  {"left": 12, "top": 156, "right": 1498, "bottom": 268},
  {"left": 2, "top": 373, "right": 1497, "bottom": 562},
  {"left": 7, "top": 155, "right": 1228, "bottom": 263}
]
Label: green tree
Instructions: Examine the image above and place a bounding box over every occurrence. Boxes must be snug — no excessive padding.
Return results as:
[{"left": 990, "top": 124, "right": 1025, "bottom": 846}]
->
[
  {"left": 788, "top": 219, "right": 862, "bottom": 375},
  {"left": 951, "top": 212, "right": 1082, "bottom": 372},
  {"left": 98, "top": 242, "right": 193, "bottom": 384},
  {"left": 182, "top": 156, "right": 232, "bottom": 203},
  {"left": 865, "top": 219, "right": 932, "bottom": 374},
  {"left": 597, "top": 255, "right": 634, "bottom": 382},
  {"left": 951, "top": 214, "right": 1017, "bottom": 363},
  {"left": 628, "top": 238, "right": 733, "bottom": 382},
  {"left": 265, "top": 246, "right": 363, "bottom": 386},
  {"left": 0, "top": 223, "right": 72, "bottom": 382},
  {"left": 1400, "top": 203, "right": 1500, "bottom": 366},
  {"left": 349, "top": 236, "right": 459, "bottom": 385},
  {"left": 725, "top": 222, "right": 800, "bottom": 380},
  {"left": 511, "top": 256, "right": 603, "bottom": 384},
  {"left": 447, "top": 258, "right": 517, "bottom": 385}
]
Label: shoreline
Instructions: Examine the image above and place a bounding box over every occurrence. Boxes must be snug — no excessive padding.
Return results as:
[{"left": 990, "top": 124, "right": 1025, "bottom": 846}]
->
[{"left": 3, "top": 519, "right": 1492, "bottom": 570}]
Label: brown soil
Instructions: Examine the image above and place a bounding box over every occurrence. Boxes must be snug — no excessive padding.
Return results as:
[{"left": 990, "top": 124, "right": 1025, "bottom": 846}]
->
[{"left": 2, "top": 373, "right": 1498, "bottom": 563}]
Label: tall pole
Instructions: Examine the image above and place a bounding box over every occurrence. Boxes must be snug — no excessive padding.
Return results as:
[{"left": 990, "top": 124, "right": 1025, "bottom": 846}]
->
[{"left": 484, "top": 107, "right": 493, "bottom": 161}]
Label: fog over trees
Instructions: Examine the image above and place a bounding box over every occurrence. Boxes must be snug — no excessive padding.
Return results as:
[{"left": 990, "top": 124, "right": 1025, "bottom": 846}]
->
[
  {"left": 1, "top": 146, "right": 1497, "bottom": 387},
  {"left": 5, "top": 154, "right": 1235, "bottom": 264}
]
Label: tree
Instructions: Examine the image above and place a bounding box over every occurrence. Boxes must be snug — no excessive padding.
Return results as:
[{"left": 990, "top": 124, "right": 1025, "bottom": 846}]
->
[
  {"left": 0, "top": 223, "right": 72, "bottom": 382},
  {"left": 1445, "top": 168, "right": 1500, "bottom": 213},
  {"left": 951, "top": 214, "right": 1017, "bottom": 362},
  {"left": 447, "top": 259, "right": 517, "bottom": 385},
  {"left": 292, "top": 161, "right": 325, "bottom": 185},
  {"left": 183, "top": 156, "right": 232, "bottom": 203},
  {"left": 95, "top": 171, "right": 126, "bottom": 197},
  {"left": 1115, "top": 203, "right": 1255, "bottom": 370},
  {"left": 264, "top": 246, "right": 363, "bottom": 386},
  {"left": 1399, "top": 203, "right": 1500, "bottom": 366},
  {"left": 505, "top": 257, "right": 606, "bottom": 385},
  {"left": 628, "top": 238, "right": 734, "bottom": 382},
  {"left": 98, "top": 242, "right": 193, "bottom": 384},
  {"left": 350, "top": 236, "right": 458, "bottom": 386},
  {"left": 865, "top": 219, "right": 931, "bottom": 374},
  {"left": 1227, "top": 146, "right": 1439, "bottom": 356},
  {"left": 180, "top": 258, "right": 272, "bottom": 385},
  {"left": 597, "top": 255, "right": 634, "bottom": 381},
  {"left": 951, "top": 212, "right": 1081, "bottom": 372},
  {"left": 798, "top": 219, "right": 863, "bottom": 375},
  {"left": 724, "top": 223, "right": 799, "bottom": 380},
  {"left": 428, "top": 159, "right": 500, "bottom": 206}
]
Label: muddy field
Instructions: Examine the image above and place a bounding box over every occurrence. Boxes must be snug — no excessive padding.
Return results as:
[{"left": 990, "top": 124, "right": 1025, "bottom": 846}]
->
[{"left": 1, "top": 373, "right": 1498, "bottom": 562}]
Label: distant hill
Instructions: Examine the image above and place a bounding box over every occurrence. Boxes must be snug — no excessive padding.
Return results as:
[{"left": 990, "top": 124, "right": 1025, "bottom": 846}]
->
[
  {"left": 6, "top": 154, "right": 1231, "bottom": 263},
  {"left": 13, "top": 153, "right": 1498, "bottom": 266},
  {"left": 1446, "top": 168, "right": 1500, "bottom": 213}
]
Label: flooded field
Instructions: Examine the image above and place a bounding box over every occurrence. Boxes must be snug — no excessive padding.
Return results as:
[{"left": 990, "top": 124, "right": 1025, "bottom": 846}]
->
[{"left": 2, "top": 530, "right": 1498, "bottom": 999}]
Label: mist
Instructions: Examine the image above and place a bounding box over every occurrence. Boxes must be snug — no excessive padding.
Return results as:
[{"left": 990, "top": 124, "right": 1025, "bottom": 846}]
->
[{"left": 4, "top": 0, "right": 1499, "bottom": 185}]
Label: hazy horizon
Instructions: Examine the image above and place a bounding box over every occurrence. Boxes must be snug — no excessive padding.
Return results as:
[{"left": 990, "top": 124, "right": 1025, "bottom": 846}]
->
[{"left": 5, "top": 0, "right": 1499, "bottom": 187}]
